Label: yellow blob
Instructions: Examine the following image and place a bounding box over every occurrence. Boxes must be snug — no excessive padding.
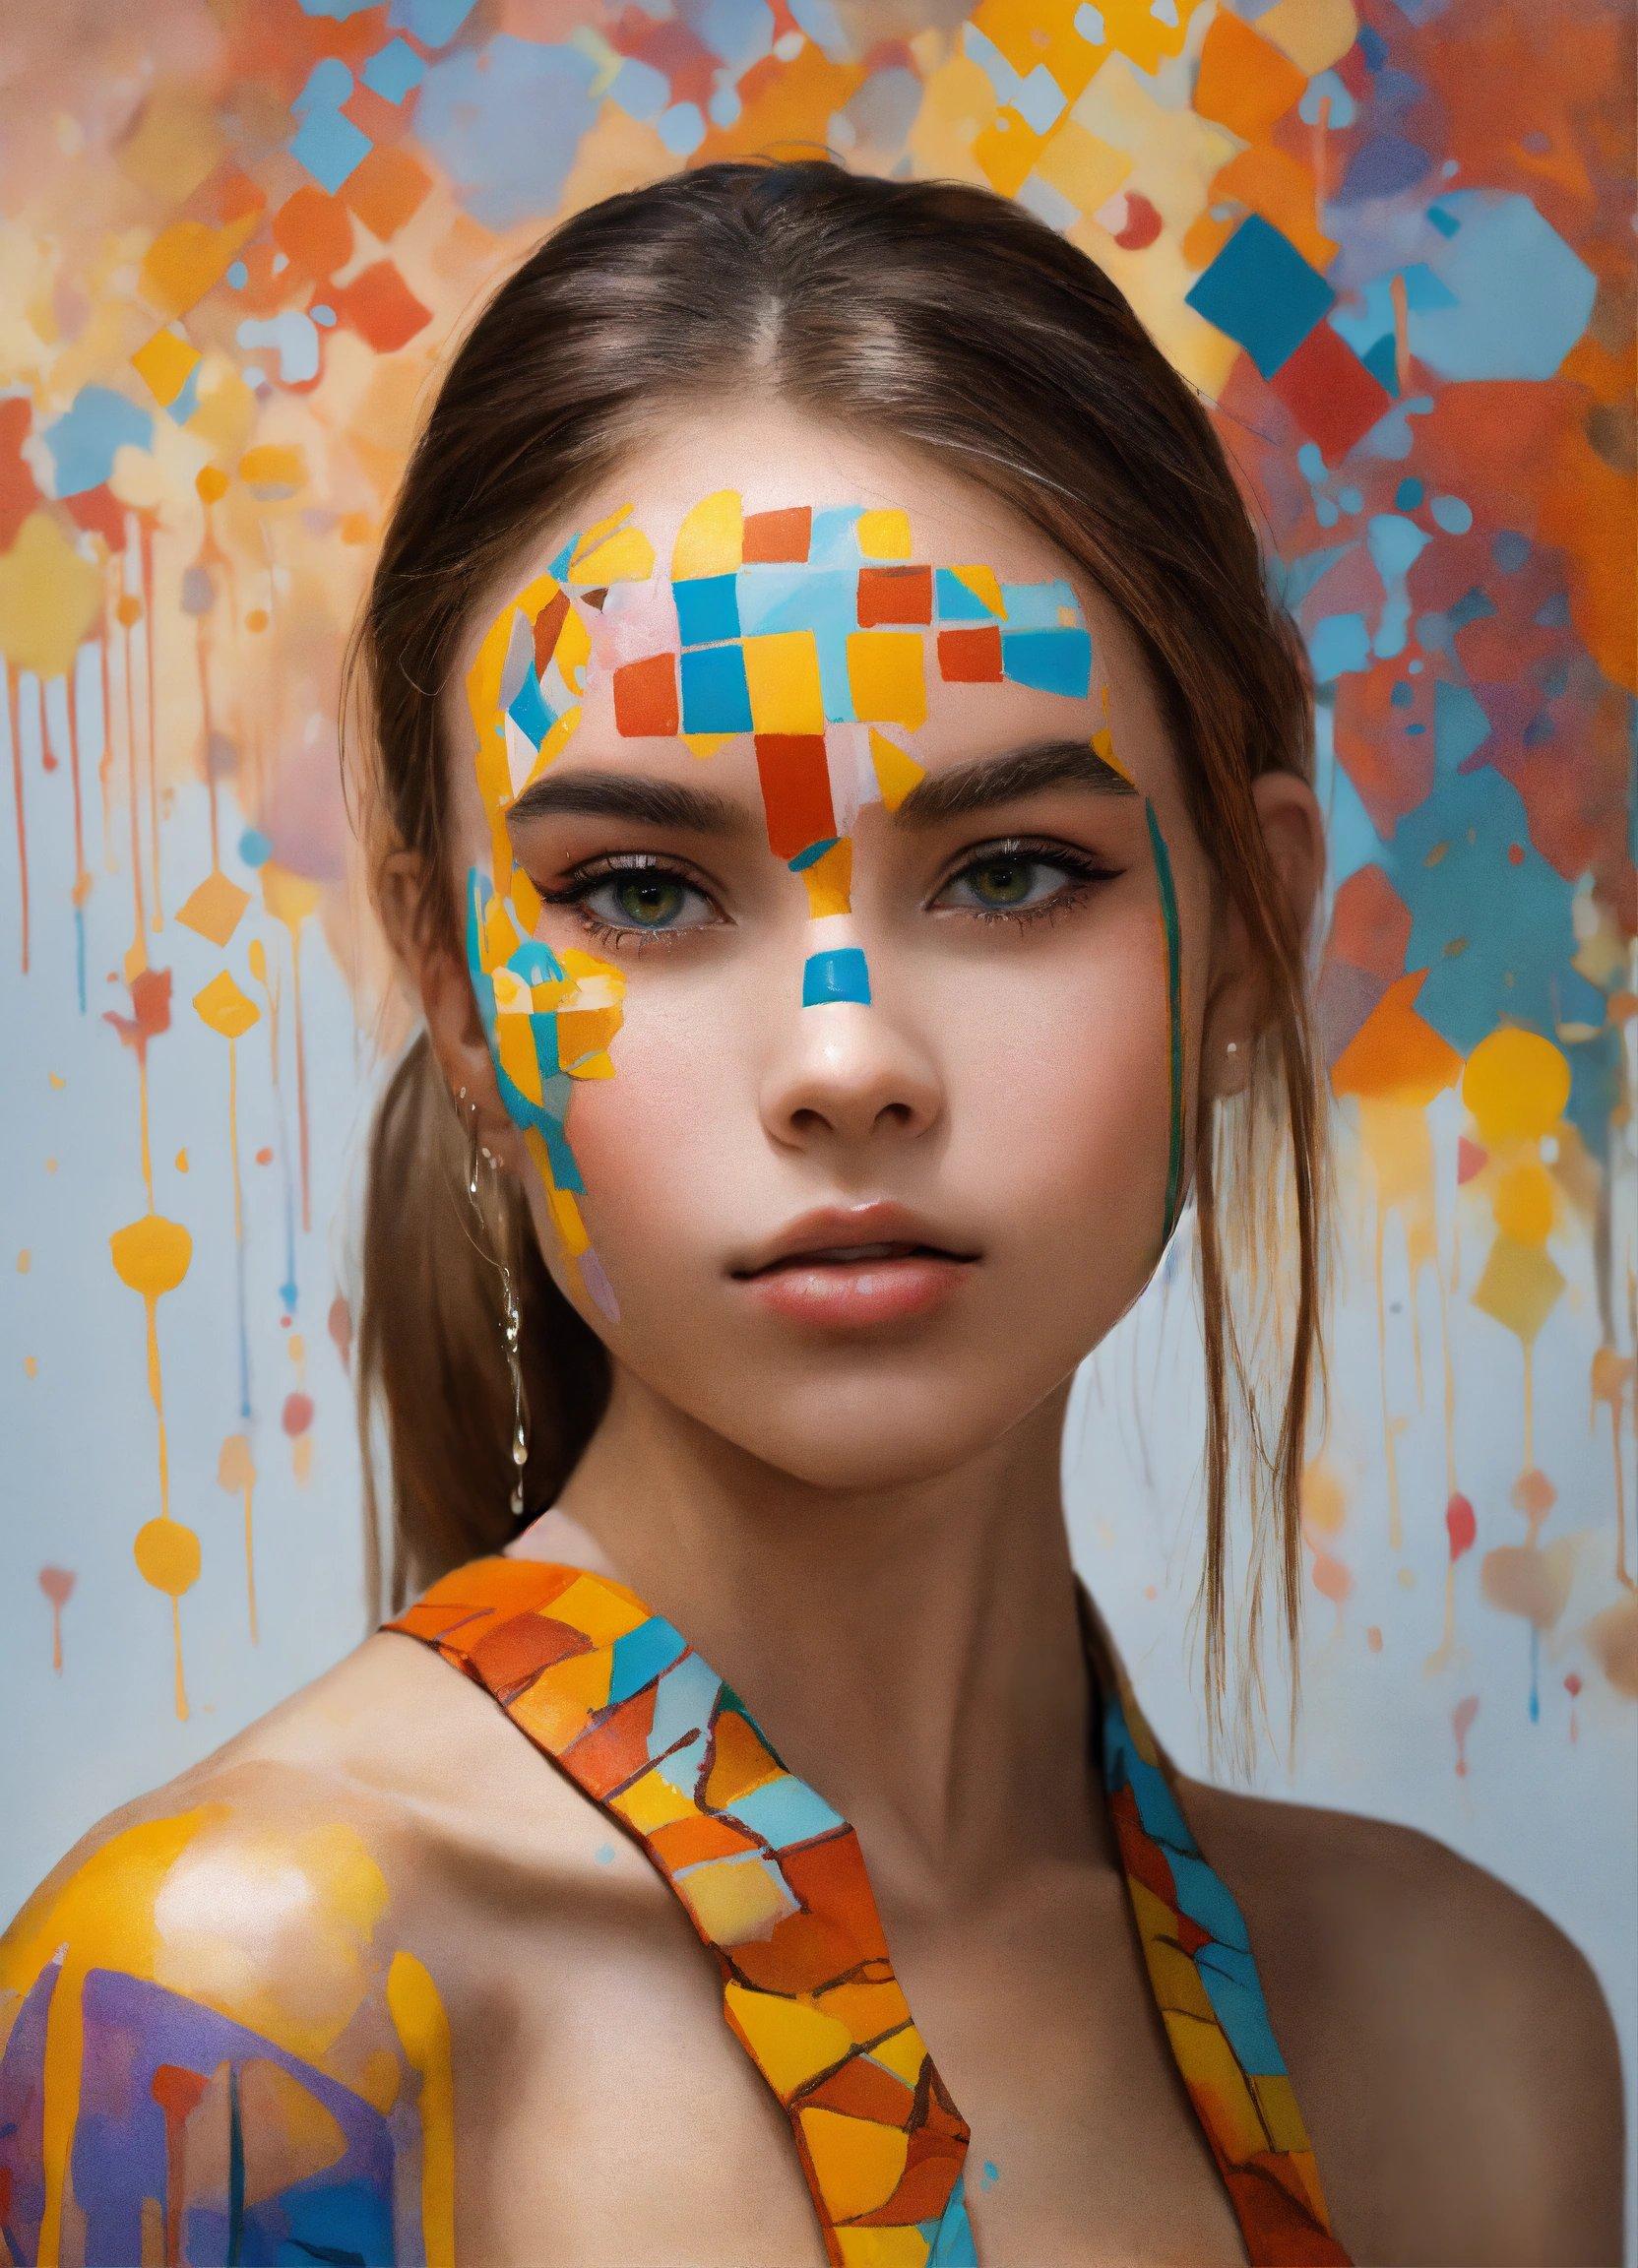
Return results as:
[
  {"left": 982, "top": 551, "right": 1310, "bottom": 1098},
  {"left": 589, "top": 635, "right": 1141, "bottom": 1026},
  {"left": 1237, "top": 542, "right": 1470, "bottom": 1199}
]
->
[
  {"left": 1493, "top": 1160, "right": 1555, "bottom": 1245},
  {"left": 110, "top": 1214, "right": 192, "bottom": 1296},
  {"left": 1462, "top": 1028, "right": 1570, "bottom": 1147},
  {"left": 194, "top": 969, "right": 261, "bottom": 1039},
  {"left": 134, "top": 1516, "right": 201, "bottom": 1597},
  {"left": 0, "top": 512, "right": 103, "bottom": 678}
]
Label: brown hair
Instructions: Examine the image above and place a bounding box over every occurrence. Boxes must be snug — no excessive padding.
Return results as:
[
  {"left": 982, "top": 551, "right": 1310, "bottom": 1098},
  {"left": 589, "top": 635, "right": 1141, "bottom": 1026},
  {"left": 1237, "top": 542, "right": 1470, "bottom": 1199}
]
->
[{"left": 342, "top": 157, "right": 1329, "bottom": 1768}]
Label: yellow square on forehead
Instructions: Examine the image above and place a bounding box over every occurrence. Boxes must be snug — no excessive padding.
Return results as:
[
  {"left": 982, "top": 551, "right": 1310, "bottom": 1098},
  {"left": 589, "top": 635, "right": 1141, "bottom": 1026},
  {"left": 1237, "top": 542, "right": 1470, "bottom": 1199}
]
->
[
  {"left": 847, "top": 632, "right": 926, "bottom": 732},
  {"left": 671, "top": 488, "right": 744, "bottom": 579},
  {"left": 743, "top": 630, "right": 825, "bottom": 735},
  {"left": 855, "top": 508, "right": 912, "bottom": 561},
  {"left": 867, "top": 728, "right": 925, "bottom": 812},
  {"left": 567, "top": 525, "right": 654, "bottom": 586}
]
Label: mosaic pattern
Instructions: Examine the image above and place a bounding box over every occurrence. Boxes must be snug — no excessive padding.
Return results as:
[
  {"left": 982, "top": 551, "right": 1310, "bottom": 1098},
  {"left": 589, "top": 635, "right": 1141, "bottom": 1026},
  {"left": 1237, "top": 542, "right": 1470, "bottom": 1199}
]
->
[
  {"left": 1078, "top": 1586, "right": 1351, "bottom": 2263},
  {"left": 462, "top": 492, "right": 1127, "bottom": 1314},
  {"left": 388, "top": 1554, "right": 1351, "bottom": 2266}
]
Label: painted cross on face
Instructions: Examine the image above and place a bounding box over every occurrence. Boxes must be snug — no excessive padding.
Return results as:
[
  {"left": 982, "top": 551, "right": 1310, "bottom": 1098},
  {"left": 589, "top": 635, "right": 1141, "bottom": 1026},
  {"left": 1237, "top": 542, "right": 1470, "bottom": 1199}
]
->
[{"left": 462, "top": 491, "right": 1182, "bottom": 1319}]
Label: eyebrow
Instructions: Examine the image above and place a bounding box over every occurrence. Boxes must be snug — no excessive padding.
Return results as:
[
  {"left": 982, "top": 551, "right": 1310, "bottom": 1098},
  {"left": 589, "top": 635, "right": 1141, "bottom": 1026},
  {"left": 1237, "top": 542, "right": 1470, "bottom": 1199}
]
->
[{"left": 503, "top": 734, "right": 1137, "bottom": 835}]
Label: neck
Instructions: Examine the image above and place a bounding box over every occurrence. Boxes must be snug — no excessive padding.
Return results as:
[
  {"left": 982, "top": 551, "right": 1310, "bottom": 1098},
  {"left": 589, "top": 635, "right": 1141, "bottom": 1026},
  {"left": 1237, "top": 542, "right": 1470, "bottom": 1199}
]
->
[{"left": 515, "top": 1364, "right": 1117, "bottom": 1918}]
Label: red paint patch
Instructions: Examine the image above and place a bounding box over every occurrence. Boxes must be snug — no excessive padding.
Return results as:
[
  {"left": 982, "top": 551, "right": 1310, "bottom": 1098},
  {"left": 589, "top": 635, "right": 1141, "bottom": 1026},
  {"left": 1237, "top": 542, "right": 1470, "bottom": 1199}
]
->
[
  {"left": 1114, "top": 190, "right": 1163, "bottom": 250},
  {"left": 281, "top": 1391, "right": 314, "bottom": 1437},
  {"left": 858, "top": 565, "right": 932, "bottom": 626},
  {"left": 612, "top": 652, "right": 679, "bottom": 738},
  {"left": 936, "top": 625, "right": 1002, "bottom": 682},
  {"left": 754, "top": 734, "right": 835, "bottom": 859},
  {"left": 1268, "top": 316, "right": 1394, "bottom": 463},
  {"left": 742, "top": 506, "right": 811, "bottom": 563}
]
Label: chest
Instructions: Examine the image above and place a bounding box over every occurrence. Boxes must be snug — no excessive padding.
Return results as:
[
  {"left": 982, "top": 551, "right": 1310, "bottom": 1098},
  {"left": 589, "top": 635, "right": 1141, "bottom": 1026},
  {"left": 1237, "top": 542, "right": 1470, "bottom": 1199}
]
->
[{"left": 438, "top": 1849, "right": 1252, "bottom": 2268}]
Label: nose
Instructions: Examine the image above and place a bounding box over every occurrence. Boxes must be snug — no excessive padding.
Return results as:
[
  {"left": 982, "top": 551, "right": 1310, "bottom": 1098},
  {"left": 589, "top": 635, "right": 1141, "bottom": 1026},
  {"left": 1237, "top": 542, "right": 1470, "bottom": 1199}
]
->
[{"left": 758, "top": 980, "right": 945, "bottom": 1153}]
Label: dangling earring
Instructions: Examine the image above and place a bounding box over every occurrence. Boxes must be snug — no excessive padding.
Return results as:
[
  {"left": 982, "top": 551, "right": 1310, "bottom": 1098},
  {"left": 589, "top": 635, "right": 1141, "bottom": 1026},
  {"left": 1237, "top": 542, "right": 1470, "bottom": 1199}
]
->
[{"left": 459, "top": 1091, "right": 531, "bottom": 1521}]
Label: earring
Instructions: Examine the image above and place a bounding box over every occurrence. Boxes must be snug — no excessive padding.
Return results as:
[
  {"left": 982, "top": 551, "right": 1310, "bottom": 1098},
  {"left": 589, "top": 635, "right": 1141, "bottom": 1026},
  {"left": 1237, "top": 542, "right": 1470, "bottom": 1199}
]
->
[
  {"left": 1226, "top": 1039, "right": 1240, "bottom": 1059},
  {"left": 459, "top": 1093, "right": 531, "bottom": 1521}
]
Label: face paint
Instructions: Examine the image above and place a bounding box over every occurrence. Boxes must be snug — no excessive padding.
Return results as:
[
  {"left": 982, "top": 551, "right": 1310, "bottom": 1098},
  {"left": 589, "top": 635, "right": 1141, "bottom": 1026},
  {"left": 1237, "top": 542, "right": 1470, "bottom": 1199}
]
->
[{"left": 463, "top": 491, "right": 1126, "bottom": 1302}]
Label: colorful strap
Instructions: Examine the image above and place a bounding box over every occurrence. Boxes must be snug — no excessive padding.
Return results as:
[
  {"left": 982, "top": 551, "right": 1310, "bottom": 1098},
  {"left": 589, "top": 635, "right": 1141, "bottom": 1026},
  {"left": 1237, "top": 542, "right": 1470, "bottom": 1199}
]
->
[
  {"left": 1076, "top": 1583, "right": 1350, "bottom": 2265},
  {"left": 387, "top": 1557, "right": 1348, "bottom": 2267},
  {"left": 388, "top": 1557, "right": 976, "bottom": 2268}
]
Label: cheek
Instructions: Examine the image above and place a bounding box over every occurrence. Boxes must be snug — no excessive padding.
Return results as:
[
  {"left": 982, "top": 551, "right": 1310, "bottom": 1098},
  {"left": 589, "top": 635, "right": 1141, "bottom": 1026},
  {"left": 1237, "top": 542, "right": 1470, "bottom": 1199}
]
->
[
  {"left": 948, "top": 910, "right": 1180, "bottom": 1228},
  {"left": 551, "top": 988, "right": 739, "bottom": 1241}
]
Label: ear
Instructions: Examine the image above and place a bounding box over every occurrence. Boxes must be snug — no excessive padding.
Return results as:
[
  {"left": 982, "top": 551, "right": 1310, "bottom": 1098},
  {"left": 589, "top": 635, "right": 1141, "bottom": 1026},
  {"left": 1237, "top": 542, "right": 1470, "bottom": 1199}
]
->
[
  {"left": 1201, "top": 770, "right": 1326, "bottom": 1102},
  {"left": 380, "top": 850, "right": 525, "bottom": 1167}
]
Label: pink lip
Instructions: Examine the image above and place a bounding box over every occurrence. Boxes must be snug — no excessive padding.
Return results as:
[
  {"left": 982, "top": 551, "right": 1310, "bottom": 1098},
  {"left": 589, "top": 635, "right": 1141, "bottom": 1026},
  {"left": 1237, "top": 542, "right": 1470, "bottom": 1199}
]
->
[
  {"left": 739, "top": 1250, "right": 974, "bottom": 1329},
  {"left": 729, "top": 1202, "right": 979, "bottom": 1332}
]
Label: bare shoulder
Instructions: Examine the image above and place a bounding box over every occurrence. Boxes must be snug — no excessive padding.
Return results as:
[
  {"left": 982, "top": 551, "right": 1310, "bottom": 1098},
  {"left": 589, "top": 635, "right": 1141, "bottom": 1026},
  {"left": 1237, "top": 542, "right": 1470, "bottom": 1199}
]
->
[{"left": 1175, "top": 1770, "right": 1627, "bottom": 2266}]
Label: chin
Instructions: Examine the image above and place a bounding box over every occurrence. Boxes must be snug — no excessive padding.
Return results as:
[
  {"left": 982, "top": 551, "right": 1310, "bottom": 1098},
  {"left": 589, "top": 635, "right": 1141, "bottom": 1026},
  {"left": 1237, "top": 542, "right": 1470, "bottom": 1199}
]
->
[{"left": 680, "top": 1360, "right": 1060, "bottom": 1496}]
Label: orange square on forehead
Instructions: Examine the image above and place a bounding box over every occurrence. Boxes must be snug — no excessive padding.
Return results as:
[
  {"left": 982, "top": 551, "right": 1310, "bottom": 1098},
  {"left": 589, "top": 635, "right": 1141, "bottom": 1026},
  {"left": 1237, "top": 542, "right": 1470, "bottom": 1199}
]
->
[
  {"left": 613, "top": 653, "right": 679, "bottom": 738},
  {"left": 857, "top": 564, "right": 933, "bottom": 626},
  {"left": 754, "top": 733, "right": 836, "bottom": 860},
  {"left": 937, "top": 625, "right": 1002, "bottom": 682},
  {"left": 742, "top": 506, "right": 812, "bottom": 563}
]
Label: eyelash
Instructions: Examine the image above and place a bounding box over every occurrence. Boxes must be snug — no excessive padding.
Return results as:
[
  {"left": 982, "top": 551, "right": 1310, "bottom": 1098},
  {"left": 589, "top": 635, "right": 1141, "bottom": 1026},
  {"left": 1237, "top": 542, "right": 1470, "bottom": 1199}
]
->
[{"left": 536, "top": 838, "right": 1119, "bottom": 955}]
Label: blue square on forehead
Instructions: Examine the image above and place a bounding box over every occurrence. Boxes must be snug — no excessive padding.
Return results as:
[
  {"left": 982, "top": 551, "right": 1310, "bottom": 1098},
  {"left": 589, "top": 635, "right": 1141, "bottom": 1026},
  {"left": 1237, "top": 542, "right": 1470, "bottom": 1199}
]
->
[
  {"left": 673, "top": 572, "right": 740, "bottom": 647},
  {"left": 507, "top": 667, "right": 554, "bottom": 747},
  {"left": 999, "top": 577, "right": 1080, "bottom": 629},
  {"left": 808, "top": 505, "right": 865, "bottom": 565},
  {"left": 679, "top": 643, "right": 753, "bottom": 734},
  {"left": 1000, "top": 626, "right": 1092, "bottom": 698},
  {"left": 736, "top": 564, "right": 857, "bottom": 640},
  {"left": 934, "top": 567, "right": 1003, "bottom": 623}
]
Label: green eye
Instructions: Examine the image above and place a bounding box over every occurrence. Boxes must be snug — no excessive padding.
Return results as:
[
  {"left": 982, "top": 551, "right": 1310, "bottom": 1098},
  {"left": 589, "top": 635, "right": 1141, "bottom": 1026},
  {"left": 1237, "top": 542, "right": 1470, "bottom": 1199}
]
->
[
  {"left": 968, "top": 856, "right": 1037, "bottom": 907},
  {"left": 611, "top": 874, "right": 686, "bottom": 927}
]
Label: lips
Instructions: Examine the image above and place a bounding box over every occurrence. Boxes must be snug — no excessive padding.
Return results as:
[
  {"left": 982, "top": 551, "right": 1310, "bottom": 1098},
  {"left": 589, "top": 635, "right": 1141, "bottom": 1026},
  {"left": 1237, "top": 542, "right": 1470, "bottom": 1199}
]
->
[
  {"left": 729, "top": 1202, "right": 980, "bottom": 1280},
  {"left": 728, "top": 1204, "right": 979, "bottom": 1330}
]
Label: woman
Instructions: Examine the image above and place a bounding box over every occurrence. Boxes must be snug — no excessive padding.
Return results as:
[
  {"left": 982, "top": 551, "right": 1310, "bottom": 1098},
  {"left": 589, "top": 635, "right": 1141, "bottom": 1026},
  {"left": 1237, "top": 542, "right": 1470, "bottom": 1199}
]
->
[{"left": 1, "top": 160, "right": 1623, "bottom": 2268}]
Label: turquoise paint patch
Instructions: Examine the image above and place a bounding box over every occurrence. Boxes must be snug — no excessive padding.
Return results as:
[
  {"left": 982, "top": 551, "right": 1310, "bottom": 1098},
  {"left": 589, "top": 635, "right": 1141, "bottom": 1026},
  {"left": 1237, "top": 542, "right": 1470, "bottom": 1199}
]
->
[
  {"left": 679, "top": 642, "right": 753, "bottom": 734},
  {"left": 1000, "top": 626, "right": 1092, "bottom": 697},
  {"left": 607, "top": 1613, "right": 688, "bottom": 1704},
  {"left": 802, "top": 946, "right": 871, "bottom": 1006}
]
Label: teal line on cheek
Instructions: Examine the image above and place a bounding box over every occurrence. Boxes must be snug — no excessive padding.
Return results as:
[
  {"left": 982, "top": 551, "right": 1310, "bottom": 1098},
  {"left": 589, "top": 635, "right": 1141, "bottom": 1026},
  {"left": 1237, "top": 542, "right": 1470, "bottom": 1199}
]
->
[{"left": 1145, "top": 800, "right": 1184, "bottom": 1247}]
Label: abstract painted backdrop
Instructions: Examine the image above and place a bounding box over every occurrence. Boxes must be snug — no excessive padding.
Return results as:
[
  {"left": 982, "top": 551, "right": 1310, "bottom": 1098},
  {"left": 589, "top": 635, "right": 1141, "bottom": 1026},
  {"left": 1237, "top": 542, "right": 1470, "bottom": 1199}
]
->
[{"left": 2, "top": 0, "right": 1633, "bottom": 2239}]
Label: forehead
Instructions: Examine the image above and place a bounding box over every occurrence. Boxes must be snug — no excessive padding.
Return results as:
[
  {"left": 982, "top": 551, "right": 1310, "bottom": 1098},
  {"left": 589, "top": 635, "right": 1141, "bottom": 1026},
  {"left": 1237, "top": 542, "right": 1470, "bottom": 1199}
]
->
[{"left": 439, "top": 407, "right": 1167, "bottom": 805}]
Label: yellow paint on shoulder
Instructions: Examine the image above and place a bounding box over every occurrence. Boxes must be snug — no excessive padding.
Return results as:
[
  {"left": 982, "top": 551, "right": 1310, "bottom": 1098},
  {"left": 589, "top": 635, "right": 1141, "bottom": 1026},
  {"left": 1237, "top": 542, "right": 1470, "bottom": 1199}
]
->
[{"left": 387, "top": 1950, "right": 457, "bottom": 2268}]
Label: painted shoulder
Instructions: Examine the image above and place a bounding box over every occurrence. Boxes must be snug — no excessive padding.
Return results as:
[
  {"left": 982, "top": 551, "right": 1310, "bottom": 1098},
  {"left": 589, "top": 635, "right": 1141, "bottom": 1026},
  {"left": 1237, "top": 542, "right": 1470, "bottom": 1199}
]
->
[
  {"left": 1176, "top": 1774, "right": 1626, "bottom": 2265},
  {"left": 0, "top": 1753, "right": 456, "bottom": 2267}
]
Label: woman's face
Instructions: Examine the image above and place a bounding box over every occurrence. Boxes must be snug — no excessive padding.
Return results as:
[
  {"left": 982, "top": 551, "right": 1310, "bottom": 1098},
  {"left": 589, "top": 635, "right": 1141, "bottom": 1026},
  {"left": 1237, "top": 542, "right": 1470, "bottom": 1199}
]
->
[{"left": 430, "top": 406, "right": 1229, "bottom": 1491}]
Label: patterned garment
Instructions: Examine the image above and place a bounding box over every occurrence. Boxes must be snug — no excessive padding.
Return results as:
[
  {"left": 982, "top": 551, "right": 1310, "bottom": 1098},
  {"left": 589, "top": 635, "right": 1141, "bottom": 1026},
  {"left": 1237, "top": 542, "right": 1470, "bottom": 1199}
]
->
[{"left": 388, "top": 1556, "right": 1351, "bottom": 2267}]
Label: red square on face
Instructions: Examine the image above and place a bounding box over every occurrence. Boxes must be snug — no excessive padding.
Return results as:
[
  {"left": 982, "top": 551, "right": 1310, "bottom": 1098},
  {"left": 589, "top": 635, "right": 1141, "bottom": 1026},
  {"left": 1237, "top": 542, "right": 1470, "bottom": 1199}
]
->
[
  {"left": 754, "top": 733, "right": 835, "bottom": 859},
  {"left": 742, "top": 507, "right": 812, "bottom": 563},
  {"left": 937, "top": 625, "right": 1002, "bottom": 682},
  {"left": 857, "top": 565, "right": 933, "bottom": 626},
  {"left": 612, "top": 652, "right": 679, "bottom": 738}
]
